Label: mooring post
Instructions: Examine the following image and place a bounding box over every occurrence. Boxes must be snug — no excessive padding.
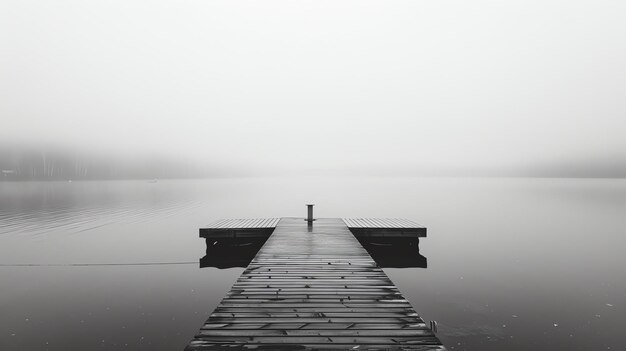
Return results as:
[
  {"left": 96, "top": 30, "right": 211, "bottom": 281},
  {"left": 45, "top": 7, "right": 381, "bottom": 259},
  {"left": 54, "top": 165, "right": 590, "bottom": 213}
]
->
[
  {"left": 306, "top": 204, "right": 315, "bottom": 223},
  {"left": 430, "top": 320, "right": 438, "bottom": 333}
]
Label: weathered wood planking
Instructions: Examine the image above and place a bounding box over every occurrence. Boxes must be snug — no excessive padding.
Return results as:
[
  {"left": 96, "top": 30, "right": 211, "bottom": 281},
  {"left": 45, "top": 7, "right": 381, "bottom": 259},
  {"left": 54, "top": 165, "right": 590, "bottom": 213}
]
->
[
  {"left": 343, "top": 218, "right": 427, "bottom": 238},
  {"left": 200, "top": 218, "right": 281, "bottom": 239},
  {"left": 342, "top": 218, "right": 424, "bottom": 229},
  {"left": 205, "top": 218, "right": 282, "bottom": 229},
  {"left": 186, "top": 218, "right": 444, "bottom": 350}
]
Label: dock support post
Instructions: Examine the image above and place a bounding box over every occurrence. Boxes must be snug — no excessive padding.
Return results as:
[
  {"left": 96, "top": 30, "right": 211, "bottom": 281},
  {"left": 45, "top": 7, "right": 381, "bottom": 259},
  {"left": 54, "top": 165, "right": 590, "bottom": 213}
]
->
[{"left": 306, "top": 204, "right": 315, "bottom": 223}]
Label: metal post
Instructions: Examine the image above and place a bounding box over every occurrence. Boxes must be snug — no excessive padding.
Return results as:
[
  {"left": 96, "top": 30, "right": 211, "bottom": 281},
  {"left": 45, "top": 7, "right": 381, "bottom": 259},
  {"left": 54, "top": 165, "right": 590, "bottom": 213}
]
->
[{"left": 306, "top": 204, "right": 315, "bottom": 223}]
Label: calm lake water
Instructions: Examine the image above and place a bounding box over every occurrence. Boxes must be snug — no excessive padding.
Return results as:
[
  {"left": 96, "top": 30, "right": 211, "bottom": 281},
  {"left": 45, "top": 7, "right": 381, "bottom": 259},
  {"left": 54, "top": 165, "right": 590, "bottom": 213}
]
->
[{"left": 0, "top": 177, "right": 624, "bottom": 350}]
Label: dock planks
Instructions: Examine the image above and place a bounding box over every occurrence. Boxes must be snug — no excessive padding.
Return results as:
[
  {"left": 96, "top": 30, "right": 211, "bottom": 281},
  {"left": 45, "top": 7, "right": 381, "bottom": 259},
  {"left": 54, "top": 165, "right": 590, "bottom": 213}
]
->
[
  {"left": 343, "top": 218, "right": 427, "bottom": 239},
  {"left": 204, "top": 218, "right": 282, "bottom": 229},
  {"left": 186, "top": 218, "right": 444, "bottom": 350},
  {"left": 200, "top": 218, "right": 281, "bottom": 240},
  {"left": 342, "top": 218, "right": 425, "bottom": 230}
]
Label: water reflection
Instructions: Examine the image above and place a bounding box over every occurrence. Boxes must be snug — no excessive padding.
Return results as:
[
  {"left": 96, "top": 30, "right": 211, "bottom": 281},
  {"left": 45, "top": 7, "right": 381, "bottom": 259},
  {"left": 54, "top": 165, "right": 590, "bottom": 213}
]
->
[
  {"left": 2, "top": 178, "right": 624, "bottom": 351},
  {"left": 359, "top": 239, "right": 427, "bottom": 268},
  {"left": 199, "top": 238, "right": 267, "bottom": 268},
  {"left": 200, "top": 236, "right": 427, "bottom": 269}
]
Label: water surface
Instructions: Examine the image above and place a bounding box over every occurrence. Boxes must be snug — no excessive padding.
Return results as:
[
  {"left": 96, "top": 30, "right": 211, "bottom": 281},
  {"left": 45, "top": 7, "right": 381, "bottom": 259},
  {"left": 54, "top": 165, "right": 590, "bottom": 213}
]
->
[{"left": 1, "top": 177, "right": 624, "bottom": 350}]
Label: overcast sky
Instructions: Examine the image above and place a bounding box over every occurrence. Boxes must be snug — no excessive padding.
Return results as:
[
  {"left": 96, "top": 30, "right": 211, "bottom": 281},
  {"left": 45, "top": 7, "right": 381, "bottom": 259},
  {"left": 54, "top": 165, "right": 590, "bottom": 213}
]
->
[{"left": 1, "top": 1, "right": 625, "bottom": 176}]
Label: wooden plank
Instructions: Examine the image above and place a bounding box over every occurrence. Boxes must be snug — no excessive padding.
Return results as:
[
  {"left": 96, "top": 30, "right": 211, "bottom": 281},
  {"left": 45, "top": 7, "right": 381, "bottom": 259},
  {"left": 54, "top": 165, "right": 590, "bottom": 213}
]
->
[
  {"left": 258, "top": 218, "right": 270, "bottom": 228},
  {"left": 342, "top": 217, "right": 425, "bottom": 229},
  {"left": 200, "top": 323, "right": 429, "bottom": 330},
  {"left": 202, "top": 218, "right": 281, "bottom": 230},
  {"left": 231, "top": 284, "right": 398, "bottom": 288},
  {"left": 199, "top": 218, "right": 282, "bottom": 240},
  {"left": 186, "top": 218, "right": 442, "bottom": 350},
  {"left": 205, "top": 319, "right": 423, "bottom": 325},
  {"left": 187, "top": 342, "right": 443, "bottom": 350},
  {"left": 223, "top": 296, "right": 407, "bottom": 301},
  {"left": 214, "top": 303, "right": 413, "bottom": 308},
  {"left": 229, "top": 288, "right": 400, "bottom": 293},
  {"left": 229, "top": 289, "right": 401, "bottom": 293},
  {"left": 211, "top": 311, "right": 418, "bottom": 318},
  {"left": 242, "top": 272, "right": 389, "bottom": 276},
  {"left": 188, "top": 336, "right": 441, "bottom": 344},
  {"left": 196, "top": 329, "right": 434, "bottom": 337},
  {"left": 213, "top": 307, "right": 417, "bottom": 313}
]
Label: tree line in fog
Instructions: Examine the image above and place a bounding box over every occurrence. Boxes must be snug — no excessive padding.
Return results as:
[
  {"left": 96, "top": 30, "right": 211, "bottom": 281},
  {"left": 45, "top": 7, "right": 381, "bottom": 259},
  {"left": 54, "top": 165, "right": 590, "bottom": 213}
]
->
[
  {"left": 2, "top": 144, "right": 623, "bottom": 180},
  {"left": 0, "top": 147, "right": 209, "bottom": 181}
]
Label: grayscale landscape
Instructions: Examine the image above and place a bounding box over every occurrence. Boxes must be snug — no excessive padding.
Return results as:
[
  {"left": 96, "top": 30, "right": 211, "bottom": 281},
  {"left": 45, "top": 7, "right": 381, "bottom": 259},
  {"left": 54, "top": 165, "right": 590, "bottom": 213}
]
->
[{"left": 1, "top": 1, "right": 625, "bottom": 350}]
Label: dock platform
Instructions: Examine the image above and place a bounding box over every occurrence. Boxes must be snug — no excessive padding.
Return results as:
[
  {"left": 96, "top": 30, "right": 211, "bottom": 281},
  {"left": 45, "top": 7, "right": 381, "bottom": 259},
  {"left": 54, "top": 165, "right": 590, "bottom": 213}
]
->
[
  {"left": 187, "top": 217, "right": 444, "bottom": 350},
  {"left": 200, "top": 217, "right": 425, "bottom": 240},
  {"left": 200, "top": 218, "right": 281, "bottom": 239}
]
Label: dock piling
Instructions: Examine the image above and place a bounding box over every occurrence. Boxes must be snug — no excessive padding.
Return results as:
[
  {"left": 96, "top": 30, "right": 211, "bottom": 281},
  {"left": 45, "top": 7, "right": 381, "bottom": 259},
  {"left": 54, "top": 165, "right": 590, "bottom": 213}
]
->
[{"left": 306, "top": 204, "right": 315, "bottom": 223}]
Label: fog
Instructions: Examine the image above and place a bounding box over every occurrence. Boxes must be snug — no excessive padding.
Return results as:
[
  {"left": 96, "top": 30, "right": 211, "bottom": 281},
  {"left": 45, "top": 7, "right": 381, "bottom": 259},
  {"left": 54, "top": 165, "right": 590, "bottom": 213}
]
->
[{"left": 2, "top": 1, "right": 625, "bottom": 178}]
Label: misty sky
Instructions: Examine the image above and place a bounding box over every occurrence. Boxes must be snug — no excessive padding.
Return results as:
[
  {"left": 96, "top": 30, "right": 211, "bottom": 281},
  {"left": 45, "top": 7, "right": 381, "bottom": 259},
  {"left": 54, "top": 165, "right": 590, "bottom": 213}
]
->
[{"left": 1, "top": 1, "right": 625, "bottom": 176}]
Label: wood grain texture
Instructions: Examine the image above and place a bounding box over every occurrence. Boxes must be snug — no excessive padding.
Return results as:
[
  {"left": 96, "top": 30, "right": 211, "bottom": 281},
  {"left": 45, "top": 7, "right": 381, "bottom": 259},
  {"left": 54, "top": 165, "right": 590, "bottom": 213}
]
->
[
  {"left": 343, "top": 218, "right": 427, "bottom": 238},
  {"left": 186, "top": 218, "right": 444, "bottom": 350},
  {"left": 199, "top": 218, "right": 280, "bottom": 240},
  {"left": 342, "top": 218, "right": 424, "bottom": 229},
  {"left": 203, "top": 218, "right": 281, "bottom": 230}
]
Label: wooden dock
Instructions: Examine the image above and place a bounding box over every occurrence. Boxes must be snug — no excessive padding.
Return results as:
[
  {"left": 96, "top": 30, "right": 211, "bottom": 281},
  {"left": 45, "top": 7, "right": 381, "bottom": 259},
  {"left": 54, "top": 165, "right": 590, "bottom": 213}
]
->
[
  {"left": 200, "top": 218, "right": 281, "bottom": 239},
  {"left": 187, "top": 217, "right": 444, "bottom": 350},
  {"left": 200, "top": 217, "right": 425, "bottom": 241}
]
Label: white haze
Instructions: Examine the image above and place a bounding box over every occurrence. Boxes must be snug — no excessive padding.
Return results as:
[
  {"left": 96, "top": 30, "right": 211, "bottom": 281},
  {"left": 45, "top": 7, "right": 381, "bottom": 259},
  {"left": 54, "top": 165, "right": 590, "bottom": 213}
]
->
[{"left": 1, "top": 1, "right": 625, "bottom": 177}]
